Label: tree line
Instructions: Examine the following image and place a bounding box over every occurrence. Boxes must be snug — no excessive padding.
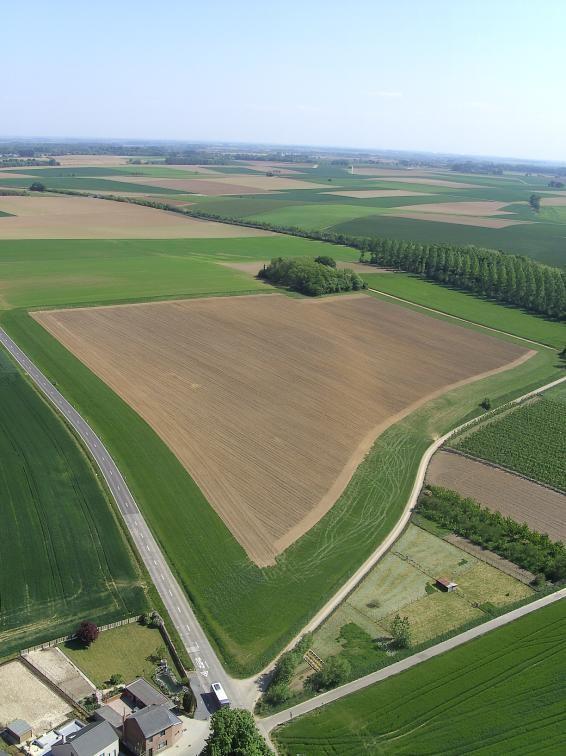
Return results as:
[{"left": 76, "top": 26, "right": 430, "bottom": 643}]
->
[
  {"left": 175, "top": 207, "right": 566, "bottom": 321},
  {"left": 258, "top": 256, "right": 367, "bottom": 296},
  {"left": 418, "top": 487, "right": 566, "bottom": 583}
]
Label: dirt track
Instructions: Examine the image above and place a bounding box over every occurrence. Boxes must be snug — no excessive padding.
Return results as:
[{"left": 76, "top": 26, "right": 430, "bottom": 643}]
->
[
  {"left": 427, "top": 451, "right": 566, "bottom": 542},
  {"left": 34, "top": 294, "right": 529, "bottom": 566}
]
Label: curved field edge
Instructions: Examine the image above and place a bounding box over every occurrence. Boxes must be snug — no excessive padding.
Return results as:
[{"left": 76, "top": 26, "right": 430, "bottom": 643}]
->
[
  {"left": 272, "top": 599, "right": 566, "bottom": 755},
  {"left": 1, "top": 309, "right": 561, "bottom": 676}
]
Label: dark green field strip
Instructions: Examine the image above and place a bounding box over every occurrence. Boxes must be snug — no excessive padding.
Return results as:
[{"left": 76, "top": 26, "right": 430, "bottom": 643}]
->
[
  {"left": 332, "top": 213, "right": 566, "bottom": 267},
  {"left": 274, "top": 599, "right": 566, "bottom": 755},
  {"left": 3, "top": 166, "right": 214, "bottom": 179},
  {"left": 450, "top": 397, "right": 566, "bottom": 491},
  {"left": 0, "top": 211, "right": 14, "bottom": 217},
  {"left": 362, "top": 272, "right": 566, "bottom": 349},
  {"left": 1, "top": 307, "right": 558, "bottom": 674},
  {"left": 0, "top": 177, "right": 185, "bottom": 194},
  {"left": 0, "top": 348, "right": 147, "bottom": 656}
]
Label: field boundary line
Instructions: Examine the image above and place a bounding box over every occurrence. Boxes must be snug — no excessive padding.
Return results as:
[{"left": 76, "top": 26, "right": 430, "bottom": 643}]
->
[
  {"left": 367, "top": 287, "right": 557, "bottom": 350},
  {"left": 260, "top": 588, "right": 566, "bottom": 733}
]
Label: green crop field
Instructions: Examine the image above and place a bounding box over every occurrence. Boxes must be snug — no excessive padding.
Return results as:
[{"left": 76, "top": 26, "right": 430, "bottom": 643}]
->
[
  {"left": 2, "top": 303, "right": 559, "bottom": 674},
  {"left": 0, "top": 349, "right": 147, "bottom": 657},
  {"left": 450, "top": 396, "right": 566, "bottom": 491},
  {"left": 0, "top": 176, "right": 185, "bottom": 194},
  {"left": 3, "top": 166, "right": 207, "bottom": 179},
  {"left": 362, "top": 271, "right": 566, "bottom": 349},
  {"left": 0, "top": 236, "right": 356, "bottom": 310},
  {"left": 273, "top": 599, "right": 566, "bottom": 755},
  {"left": 243, "top": 203, "right": 385, "bottom": 230}
]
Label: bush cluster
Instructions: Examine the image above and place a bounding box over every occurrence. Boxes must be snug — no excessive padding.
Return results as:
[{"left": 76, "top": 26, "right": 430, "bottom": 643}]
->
[{"left": 258, "top": 256, "right": 366, "bottom": 296}]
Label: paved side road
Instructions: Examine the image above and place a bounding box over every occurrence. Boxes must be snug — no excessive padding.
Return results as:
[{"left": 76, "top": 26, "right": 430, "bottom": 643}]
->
[
  {"left": 260, "top": 587, "right": 566, "bottom": 734},
  {"left": 0, "top": 327, "right": 236, "bottom": 718}
]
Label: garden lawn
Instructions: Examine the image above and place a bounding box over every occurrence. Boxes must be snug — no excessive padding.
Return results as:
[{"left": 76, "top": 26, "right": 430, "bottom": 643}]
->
[
  {"left": 61, "top": 622, "right": 176, "bottom": 688},
  {"left": 273, "top": 599, "right": 566, "bottom": 755}
]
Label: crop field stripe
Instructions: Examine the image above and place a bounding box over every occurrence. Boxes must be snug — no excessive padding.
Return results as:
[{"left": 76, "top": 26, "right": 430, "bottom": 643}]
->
[
  {"left": 0, "top": 346, "right": 147, "bottom": 656},
  {"left": 272, "top": 598, "right": 566, "bottom": 754}
]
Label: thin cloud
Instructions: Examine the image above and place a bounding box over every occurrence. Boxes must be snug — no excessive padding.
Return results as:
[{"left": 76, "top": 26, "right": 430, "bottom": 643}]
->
[{"left": 367, "top": 90, "right": 403, "bottom": 99}]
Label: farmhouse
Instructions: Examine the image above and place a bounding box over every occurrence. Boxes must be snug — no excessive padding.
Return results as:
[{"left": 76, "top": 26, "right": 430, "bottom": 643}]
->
[
  {"left": 122, "top": 705, "right": 182, "bottom": 755},
  {"left": 436, "top": 577, "right": 458, "bottom": 592}
]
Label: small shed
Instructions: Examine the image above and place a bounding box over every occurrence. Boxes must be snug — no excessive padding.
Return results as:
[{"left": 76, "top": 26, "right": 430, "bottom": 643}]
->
[
  {"left": 436, "top": 577, "right": 458, "bottom": 592},
  {"left": 5, "top": 718, "right": 33, "bottom": 743}
]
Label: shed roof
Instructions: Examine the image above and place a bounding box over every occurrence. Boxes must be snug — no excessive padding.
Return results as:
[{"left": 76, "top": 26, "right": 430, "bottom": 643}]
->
[
  {"left": 127, "top": 705, "right": 181, "bottom": 738},
  {"left": 125, "top": 677, "right": 171, "bottom": 707},
  {"left": 93, "top": 705, "right": 124, "bottom": 729},
  {"left": 6, "top": 719, "right": 32, "bottom": 736}
]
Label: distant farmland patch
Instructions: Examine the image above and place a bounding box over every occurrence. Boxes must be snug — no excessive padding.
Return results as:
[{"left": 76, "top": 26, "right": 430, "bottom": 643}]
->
[
  {"left": 392, "top": 200, "right": 514, "bottom": 216},
  {"left": 34, "top": 294, "right": 530, "bottom": 566},
  {"left": 388, "top": 210, "right": 528, "bottom": 228},
  {"left": 0, "top": 195, "right": 274, "bottom": 239},
  {"left": 326, "top": 189, "right": 431, "bottom": 199}
]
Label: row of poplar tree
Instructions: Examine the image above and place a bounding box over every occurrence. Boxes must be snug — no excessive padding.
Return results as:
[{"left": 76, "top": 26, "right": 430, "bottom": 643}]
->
[{"left": 360, "top": 240, "right": 565, "bottom": 319}]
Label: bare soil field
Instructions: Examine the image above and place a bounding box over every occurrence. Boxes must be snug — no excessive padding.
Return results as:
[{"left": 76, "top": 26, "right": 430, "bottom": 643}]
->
[
  {"left": 393, "top": 201, "right": 513, "bottom": 216},
  {"left": 34, "top": 294, "right": 530, "bottom": 566},
  {"left": 389, "top": 211, "right": 528, "bottom": 228},
  {"left": 109, "top": 174, "right": 326, "bottom": 194},
  {"left": 427, "top": 451, "right": 566, "bottom": 542},
  {"left": 24, "top": 648, "right": 95, "bottom": 703},
  {"left": 541, "top": 196, "right": 566, "bottom": 206},
  {"left": 243, "top": 162, "right": 306, "bottom": 175},
  {"left": 51, "top": 154, "right": 131, "bottom": 166},
  {"left": 374, "top": 177, "right": 487, "bottom": 188},
  {"left": 329, "top": 189, "right": 431, "bottom": 199},
  {"left": 0, "top": 660, "right": 70, "bottom": 733},
  {"left": 0, "top": 195, "right": 272, "bottom": 239}
]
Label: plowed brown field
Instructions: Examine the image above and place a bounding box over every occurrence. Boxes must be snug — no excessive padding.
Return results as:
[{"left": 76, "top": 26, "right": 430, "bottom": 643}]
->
[
  {"left": 34, "top": 294, "right": 530, "bottom": 566},
  {"left": 427, "top": 451, "right": 566, "bottom": 542}
]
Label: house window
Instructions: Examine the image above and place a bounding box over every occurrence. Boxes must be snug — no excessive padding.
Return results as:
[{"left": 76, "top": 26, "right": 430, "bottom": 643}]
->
[{"left": 159, "top": 730, "right": 166, "bottom": 736}]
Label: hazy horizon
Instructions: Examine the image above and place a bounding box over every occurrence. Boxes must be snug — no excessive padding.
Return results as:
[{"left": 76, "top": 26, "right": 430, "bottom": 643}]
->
[{"left": 2, "top": 0, "right": 565, "bottom": 162}]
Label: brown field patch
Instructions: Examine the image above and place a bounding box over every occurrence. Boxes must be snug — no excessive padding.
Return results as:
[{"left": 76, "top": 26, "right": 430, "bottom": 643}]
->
[
  {"left": 373, "top": 176, "right": 487, "bottom": 188},
  {"left": 243, "top": 162, "right": 306, "bottom": 175},
  {"left": 540, "top": 195, "right": 566, "bottom": 206},
  {"left": 328, "top": 189, "right": 431, "bottom": 199},
  {"left": 0, "top": 195, "right": 272, "bottom": 239},
  {"left": 427, "top": 451, "right": 566, "bottom": 542},
  {"left": 388, "top": 211, "right": 529, "bottom": 228},
  {"left": 0, "top": 660, "right": 70, "bottom": 733},
  {"left": 34, "top": 295, "right": 530, "bottom": 566},
  {"left": 108, "top": 174, "right": 325, "bottom": 194},
  {"left": 50, "top": 154, "right": 131, "bottom": 166},
  {"left": 393, "top": 201, "right": 513, "bottom": 216}
]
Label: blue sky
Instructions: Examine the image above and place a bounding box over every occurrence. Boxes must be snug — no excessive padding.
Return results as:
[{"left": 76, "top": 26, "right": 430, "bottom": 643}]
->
[{"left": 2, "top": 0, "right": 565, "bottom": 161}]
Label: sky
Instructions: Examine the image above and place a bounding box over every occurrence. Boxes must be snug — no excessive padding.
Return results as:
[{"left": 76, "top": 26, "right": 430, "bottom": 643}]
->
[{"left": 2, "top": 0, "right": 565, "bottom": 161}]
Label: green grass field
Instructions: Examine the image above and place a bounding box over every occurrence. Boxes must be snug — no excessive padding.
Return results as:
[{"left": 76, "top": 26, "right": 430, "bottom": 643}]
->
[
  {"left": 243, "top": 203, "right": 384, "bottom": 230},
  {"left": 0, "top": 349, "right": 147, "bottom": 657},
  {"left": 362, "top": 271, "right": 566, "bottom": 349},
  {"left": 0, "top": 236, "right": 356, "bottom": 310},
  {"left": 0, "top": 176, "right": 185, "bottom": 194},
  {"left": 274, "top": 599, "right": 566, "bottom": 755},
  {"left": 2, "top": 301, "right": 559, "bottom": 674},
  {"left": 450, "top": 396, "right": 566, "bottom": 490},
  {"left": 61, "top": 621, "right": 176, "bottom": 687}
]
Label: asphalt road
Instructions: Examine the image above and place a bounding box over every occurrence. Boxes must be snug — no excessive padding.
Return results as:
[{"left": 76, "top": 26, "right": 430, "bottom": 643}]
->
[
  {"left": 0, "top": 327, "right": 236, "bottom": 719},
  {"left": 260, "top": 587, "right": 566, "bottom": 735}
]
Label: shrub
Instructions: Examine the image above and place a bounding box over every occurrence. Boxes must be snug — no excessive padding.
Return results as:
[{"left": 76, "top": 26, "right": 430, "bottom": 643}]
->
[{"left": 29, "top": 181, "right": 46, "bottom": 192}]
